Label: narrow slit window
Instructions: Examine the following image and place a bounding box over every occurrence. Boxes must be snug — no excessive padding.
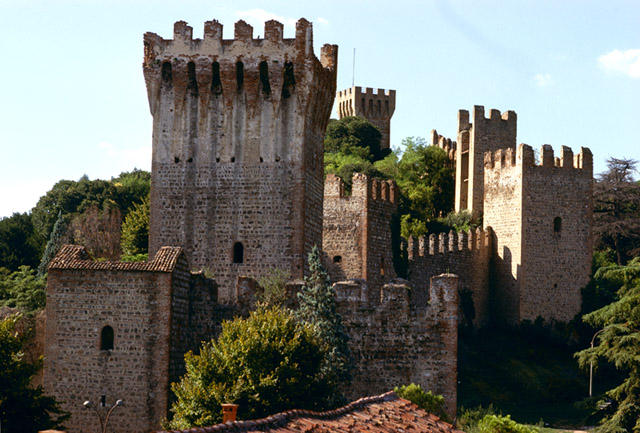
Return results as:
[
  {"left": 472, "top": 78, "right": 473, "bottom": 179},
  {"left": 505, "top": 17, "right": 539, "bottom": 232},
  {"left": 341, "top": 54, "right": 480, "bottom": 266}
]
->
[
  {"left": 211, "top": 62, "right": 222, "bottom": 95},
  {"left": 281, "top": 62, "right": 295, "bottom": 99},
  {"left": 187, "top": 61, "right": 198, "bottom": 96},
  {"left": 100, "top": 326, "right": 114, "bottom": 351},
  {"left": 259, "top": 61, "right": 271, "bottom": 96},
  {"left": 233, "top": 242, "right": 244, "bottom": 264},
  {"left": 161, "top": 61, "right": 172, "bottom": 87},
  {"left": 553, "top": 217, "right": 562, "bottom": 234},
  {"left": 236, "top": 61, "right": 244, "bottom": 92}
]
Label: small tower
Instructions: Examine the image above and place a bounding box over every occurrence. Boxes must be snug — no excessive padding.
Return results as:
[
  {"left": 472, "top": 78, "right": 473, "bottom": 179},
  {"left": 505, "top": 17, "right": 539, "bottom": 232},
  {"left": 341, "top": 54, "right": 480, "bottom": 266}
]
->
[
  {"left": 143, "top": 19, "right": 338, "bottom": 300},
  {"left": 455, "top": 106, "right": 517, "bottom": 216},
  {"left": 336, "top": 86, "right": 396, "bottom": 149}
]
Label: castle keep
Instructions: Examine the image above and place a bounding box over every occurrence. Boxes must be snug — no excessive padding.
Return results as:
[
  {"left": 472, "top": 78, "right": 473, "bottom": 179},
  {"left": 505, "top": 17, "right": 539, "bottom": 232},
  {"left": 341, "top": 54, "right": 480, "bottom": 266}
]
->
[
  {"left": 144, "top": 19, "right": 337, "bottom": 301},
  {"left": 41, "top": 16, "right": 593, "bottom": 433}
]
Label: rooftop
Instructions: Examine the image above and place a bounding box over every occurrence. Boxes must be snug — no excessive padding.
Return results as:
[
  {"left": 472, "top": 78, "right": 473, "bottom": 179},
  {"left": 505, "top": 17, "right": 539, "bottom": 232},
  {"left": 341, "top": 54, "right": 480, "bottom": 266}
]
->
[{"left": 155, "top": 391, "right": 464, "bottom": 433}]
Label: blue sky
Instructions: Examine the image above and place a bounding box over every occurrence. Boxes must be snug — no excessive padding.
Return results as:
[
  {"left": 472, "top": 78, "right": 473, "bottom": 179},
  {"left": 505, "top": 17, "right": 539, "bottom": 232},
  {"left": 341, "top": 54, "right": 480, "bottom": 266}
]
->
[{"left": 1, "top": 0, "right": 638, "bottom": 217}]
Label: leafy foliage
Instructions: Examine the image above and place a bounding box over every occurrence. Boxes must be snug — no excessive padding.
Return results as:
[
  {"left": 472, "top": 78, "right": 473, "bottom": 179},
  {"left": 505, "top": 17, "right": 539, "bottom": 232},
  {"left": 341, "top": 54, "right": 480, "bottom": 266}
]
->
[
  {"left": 67, "top": 205, "right": 122, "bottom": 260},
  {"left": 0, "top": 266, "right": 46, "bottom": 313},
  {"left": 476, "top": 415, "right": 539, "bottom": 433},
  {"left": 0, "top": 213, "right": 42, "bottom": 271},
  {"left": 593, "top": 158, "right": 640, "bottom": 265},
  {"left": 120, "top": 197, "right": 149, "bottom": 257},
  {"left": 296, "top": 246, "right": 353, "bottom": 405},
  {"left": 256, "top": 268, "right": 291, "bottom": 308},
  {"left": 575, "top": 257, "right": 640, "bottom": 433},
  {"left": 324, "top": 116, "right": 387, "bottom": 162},
  {"left": 437, "top": 210, "right": 481, "bottom": 233},
  {"left": 37, "top": 212, "right": 68, "bottom": 277},
  {"left": 394, "top": 383, "right": 448, "bottom": 421},
  {"left": 0, "top": 314, "right": 69, "bottom": 432},
  {"left": 168, "top": 307, "right": 335, "bottom": 429}
]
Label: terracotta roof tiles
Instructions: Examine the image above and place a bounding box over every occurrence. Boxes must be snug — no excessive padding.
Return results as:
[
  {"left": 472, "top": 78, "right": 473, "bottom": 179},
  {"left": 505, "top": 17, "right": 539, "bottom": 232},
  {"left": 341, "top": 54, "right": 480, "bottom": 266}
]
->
[
  {"left": 48, "top": 245, "right": 184, "bottom": 273},
  {"left": 154, "top": 391, "right": 464, "bottom": 433}
]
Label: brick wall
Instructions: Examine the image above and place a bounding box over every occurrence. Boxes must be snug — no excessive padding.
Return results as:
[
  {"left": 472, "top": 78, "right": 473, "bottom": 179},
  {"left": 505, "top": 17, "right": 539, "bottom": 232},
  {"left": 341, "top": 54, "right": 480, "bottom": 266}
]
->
[{"left": 144, "top": 19, "right": 337, "bottom": 301}]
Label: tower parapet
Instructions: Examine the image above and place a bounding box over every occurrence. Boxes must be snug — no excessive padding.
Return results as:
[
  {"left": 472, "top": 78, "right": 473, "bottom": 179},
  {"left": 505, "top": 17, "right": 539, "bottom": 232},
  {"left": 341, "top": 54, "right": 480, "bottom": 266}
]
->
[
  {"left": 336, "top": 86, "right": 396, "bottom": 149},
  {"left": 430, "top": 129, "right": 457, "bottom": 161},
  {"left": 483, "top": 143, "right": 593, "bottom": 323},
  {"left": 144, "top": 18, "right": 338, "bottom": 301},
  {"left": 455, "top": 105, "right": 517, "bottom": 216}
]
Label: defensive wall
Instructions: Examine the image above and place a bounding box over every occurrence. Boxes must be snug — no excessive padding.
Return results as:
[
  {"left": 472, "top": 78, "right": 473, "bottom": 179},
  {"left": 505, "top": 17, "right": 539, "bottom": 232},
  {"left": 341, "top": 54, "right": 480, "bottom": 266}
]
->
[
  {"left": 430, "top": 129, "right": 457, "bottom": 162},
  {"left": 334, "top": 274, "right": 459, "bottom": 418},
  {"left": 484, "top": 144, "right": 593, "bottom": 323},
  {"left": 406, "top": 228, "right": 491, "bottom": 327},
  {"left": 323, "top": 173, "right": 398, "bottom": 292},
  {"left": 336, "top": 86, "right": 396, "bottom": 149},
  {"left": 144, "top": 19, "right": 337, "bottom": 302}
]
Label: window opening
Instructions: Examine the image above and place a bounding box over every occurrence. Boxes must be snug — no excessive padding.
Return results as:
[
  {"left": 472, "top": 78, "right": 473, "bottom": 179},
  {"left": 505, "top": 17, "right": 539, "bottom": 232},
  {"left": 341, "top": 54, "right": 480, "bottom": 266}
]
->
[
  {"left": 259, "top": 61, "right": 271, "bottom": 96},
  {"left": 281, "top": 62, "right": 295, "bottom": 99},
  {"left": 233, "top": 242, "right": 244, "bottom": 263},
  {"left": 100, "top": 325, "right": 114, "bottom": 351},
  {"left": 553, "top": 217, "right": 562, "bottom": 233},
  {"left": 236, "top": 61, "right": 244, "bottom": 92},
  {"left": 211, "top": 62, "right": 222, "bottom": 94},
  {"left": 333, "top": 255, "right": 342, "bottom": 263}
]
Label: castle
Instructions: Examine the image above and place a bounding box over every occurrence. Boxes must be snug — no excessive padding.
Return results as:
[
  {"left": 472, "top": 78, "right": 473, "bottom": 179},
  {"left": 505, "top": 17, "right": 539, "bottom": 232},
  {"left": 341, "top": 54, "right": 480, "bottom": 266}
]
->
[{"left": 42, "top": 18, "right": 593, "bottom": 433}]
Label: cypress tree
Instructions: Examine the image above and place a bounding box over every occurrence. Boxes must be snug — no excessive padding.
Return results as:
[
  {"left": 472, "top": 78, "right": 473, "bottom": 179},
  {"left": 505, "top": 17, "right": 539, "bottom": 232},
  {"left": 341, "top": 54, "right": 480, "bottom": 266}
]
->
[{"left": 37, "top": 212, "right": 67, "bottom": 277}]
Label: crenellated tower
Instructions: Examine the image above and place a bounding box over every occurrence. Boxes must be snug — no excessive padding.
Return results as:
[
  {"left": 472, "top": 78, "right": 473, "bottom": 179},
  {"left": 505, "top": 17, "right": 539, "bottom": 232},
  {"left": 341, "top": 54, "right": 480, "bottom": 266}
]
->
[
  {"left": 455, "top": 105, "right": 517, "bottom": 216},
  {"left": 483, "top": 144, "right": 593, "bottom": 323},
  {"left": 336, "top": 86, "right": 396, "bottom": 149},
  {"left": 143, "top": 19, "right": 338, "bottom": 300}
]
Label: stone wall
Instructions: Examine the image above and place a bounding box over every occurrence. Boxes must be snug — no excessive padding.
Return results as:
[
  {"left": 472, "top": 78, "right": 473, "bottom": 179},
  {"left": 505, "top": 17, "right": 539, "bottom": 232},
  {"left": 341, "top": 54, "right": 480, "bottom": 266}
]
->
[
  {"left": 336, "top": 86, "right": 396, "bottom": 149},
  {"left": 406, "top": 228, "right": 491, "bottom": 327},
  {"left": 144, "top": 19, "right": 337, "bottom": 301},
  {"left": 322, "top": 173, "right": 397, "bottom": 292},
  {"left": 484, "top": 144, "right": 593, "bottom": 323},
  {"left": 335, "top": 274, "right": 459, "bottom": 419},
  {"left": 455, "top": 106, "right": 517, "bottom": 215},
  {"left": 43, "top": 245, "right": 187, "bottom": 433}
]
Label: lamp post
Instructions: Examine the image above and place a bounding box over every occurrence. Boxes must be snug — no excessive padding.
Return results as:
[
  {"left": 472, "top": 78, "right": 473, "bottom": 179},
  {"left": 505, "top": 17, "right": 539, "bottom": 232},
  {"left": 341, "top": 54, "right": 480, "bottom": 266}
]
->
[
  {"left": 83, "top": 399, "right": 123, "bottom": 433},
  {"left": 589, "top": 328, "right": 606, "bottom": 397}
]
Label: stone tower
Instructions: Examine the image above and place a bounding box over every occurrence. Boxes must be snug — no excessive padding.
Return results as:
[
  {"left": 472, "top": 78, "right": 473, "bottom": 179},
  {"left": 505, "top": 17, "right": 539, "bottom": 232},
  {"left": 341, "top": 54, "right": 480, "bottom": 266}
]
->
[
  {"left": 143, "top": 19, "right": 338, "bottom": 300},
  {"left": 455, "top": 105, "right": 517, "bottom": 216},
  {"left": 336, "top": 86, "right": 396, "bottom": 149},
  {"left": 483, "top": 144, "right": 593, "bottom": 323}
]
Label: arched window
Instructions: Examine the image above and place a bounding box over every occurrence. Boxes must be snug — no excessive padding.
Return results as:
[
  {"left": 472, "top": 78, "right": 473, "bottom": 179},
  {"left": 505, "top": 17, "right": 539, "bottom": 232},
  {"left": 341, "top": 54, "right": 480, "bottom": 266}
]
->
[
  {"left": 553, "top": 217, "right": 562, "bottom": 234},
  {"left": 233, "top": 242, "right": 244, "bottom": 264},
  {"left": 100, "top": 326, "right": 114, "bottom": 351},
  {"left": 333, "top": 255, "right": 342, "bottom": 264}
]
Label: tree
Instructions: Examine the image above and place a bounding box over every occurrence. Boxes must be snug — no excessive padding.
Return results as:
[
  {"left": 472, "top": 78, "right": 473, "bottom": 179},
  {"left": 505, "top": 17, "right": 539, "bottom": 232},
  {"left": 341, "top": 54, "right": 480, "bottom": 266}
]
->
[
  {"left": 575, "top": 257, "right": 640, "bottom": 433},
  {"left": 324, "top": 116, "right": 387, "bottom": 162},
  {"left": 593, "top": 158, "right": 640, "bottom": 265},
  {"left": 111, "top": 169, "right": 151, "bottom": 217},
  {"left": 0, "top": 213, "right": 42, "bottom": 271},
  {"left": 296, "top": 246, "right": 353, "bottom": 405},
  {"left": 0, "top": 313, "right": 69, "bottom": 432},
  {"left": 37, "top": 212, "right": 68, "bottom": 277},
  {"left": 389, "top": 138, "right": 454, "bottom": 238},
  {"left": 120, "top": 197, "right": 149, "bottom": 258},
  {"left": 256, "top": 268, "right": 291, "bottom": 308},
  {"left": 67, "top": 205, "right": 122, "bottom": 260},
  {"left": 168, "top": 307, "right": 334, "bottom": 429},
  {"left": 0, "top": 266, "right": 46, "bottom": 313}
]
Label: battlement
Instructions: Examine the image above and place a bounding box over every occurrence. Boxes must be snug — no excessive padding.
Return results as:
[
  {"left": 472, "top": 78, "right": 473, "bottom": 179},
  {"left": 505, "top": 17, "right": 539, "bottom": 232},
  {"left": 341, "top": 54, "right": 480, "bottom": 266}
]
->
[
  {"left": 407, "top": 227, "right": 491, "bottom": 259},
  {"left": 458, "top": 105, "right": 517, "bottom": 132},
  {"left": 324, "top": 173, "right": 398, "bottom": 205},
  {"left": 430, "top": 129, "right": 457, "bottom": 160},
  {"left": 484, "top": 144, "right": 593, "bottom": 173},
  {"left": 336, "top": 86, "right": 396, "bottom": 119}
]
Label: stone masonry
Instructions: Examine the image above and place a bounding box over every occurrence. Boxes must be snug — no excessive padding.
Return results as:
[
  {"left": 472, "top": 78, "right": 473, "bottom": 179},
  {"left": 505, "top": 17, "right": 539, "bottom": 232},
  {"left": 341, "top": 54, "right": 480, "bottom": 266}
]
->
[
  {"left": 323, "top": 173, "right": 397, "bottom": 291},
  {"left": 144, "top": 19, "right": 338, "bottom": 301},
  {"left": 336, "top": 86, "right": 396, "bottom": 149}
]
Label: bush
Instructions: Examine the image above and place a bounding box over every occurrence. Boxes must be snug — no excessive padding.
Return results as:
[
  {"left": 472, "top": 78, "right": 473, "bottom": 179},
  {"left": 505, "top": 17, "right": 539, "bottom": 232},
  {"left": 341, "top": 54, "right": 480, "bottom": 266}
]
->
[
  {"left": 168, "top": 307, "right": 337, "bottom": 429},
  {"left": 394, "top": 383, "right": 448, "bottom": 421},
  {"left": 477, "top": 415, "right": 539, "bottom": 433},
  {"left": 256, "top": 268, "right": 290, "bottom": 308},
  {"left": 120, "top": 197, "right": 149, "bottom": 257}
]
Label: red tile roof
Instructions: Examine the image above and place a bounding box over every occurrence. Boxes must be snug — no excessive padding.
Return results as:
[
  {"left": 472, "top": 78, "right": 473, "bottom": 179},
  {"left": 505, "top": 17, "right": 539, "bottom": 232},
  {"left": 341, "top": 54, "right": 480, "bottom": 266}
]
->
[
  {"left": 48, "top": 245, "right": 184, "bottom": 273},
  {"left": 155, "top": 391, "right": 464, "bottom": 433}
]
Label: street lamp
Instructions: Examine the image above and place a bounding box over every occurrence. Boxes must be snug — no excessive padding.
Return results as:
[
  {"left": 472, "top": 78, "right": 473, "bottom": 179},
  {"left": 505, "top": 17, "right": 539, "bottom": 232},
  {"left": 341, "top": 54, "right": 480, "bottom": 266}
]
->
[
  {"left": 83, "top": 398, "right": 123, "bottom": 433},
  {"left": 589, "top": 328, "right": 605, "bottom": 397}
]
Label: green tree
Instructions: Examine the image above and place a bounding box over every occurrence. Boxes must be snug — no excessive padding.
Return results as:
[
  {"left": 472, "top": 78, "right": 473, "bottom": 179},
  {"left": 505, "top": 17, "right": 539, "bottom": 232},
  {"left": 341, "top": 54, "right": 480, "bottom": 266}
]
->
[
  {"left": 0, "top": 213, "right": 42, "bottom": 271},
  {"left": 37, "top": 212, "right": 68, "bottom": 277},
  {"left": 0, "top": 266, "right": 46, "bottom": 313},
  {"left": 394, "top": 383, "right": 449, "bottom": 421},
  {"left": 111, "top": 169, "right": 151, "bottom": 217},
  {"left": 296, "top": 246, "right": 352, "bottom": 405},
  {"left": 575, "top": 257, "right": 640, "bottom": 433},
  {"left": 168, "top": 307, "right": 334, "bottom": 429},
  {"left": 0, "top": 314, "right": 69, "bottom": 432},
  {"left": 256, "top": 268, "right": 291, "bottom": 308},
  {"left": 120, "top": 197, "right": 149, "bottom": 257},
  {"left": 392, "top": 138, "right": 454, "bottom": 238},
  {"left": 324, "top": 116, "right": 386, "bottom": 162}
]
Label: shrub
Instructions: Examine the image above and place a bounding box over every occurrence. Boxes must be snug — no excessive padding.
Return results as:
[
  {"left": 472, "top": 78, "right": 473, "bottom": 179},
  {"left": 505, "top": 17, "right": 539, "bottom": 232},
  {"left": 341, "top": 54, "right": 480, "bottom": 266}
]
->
[
  {"left": 477, "top": 415, "right": 539, "bottom": 433},
  {"left": 256, "top": 268, "right": 291, "bottom": 308},
  {"left": 394, "top": 383, "right": 448, "bottom": 422}
]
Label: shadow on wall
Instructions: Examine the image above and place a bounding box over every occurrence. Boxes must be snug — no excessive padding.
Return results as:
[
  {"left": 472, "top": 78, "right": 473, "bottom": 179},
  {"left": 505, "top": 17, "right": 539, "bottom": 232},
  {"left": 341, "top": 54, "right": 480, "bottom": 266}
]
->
[{"left": 489, "top": 243, "right": 520, "bottom": 325}]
